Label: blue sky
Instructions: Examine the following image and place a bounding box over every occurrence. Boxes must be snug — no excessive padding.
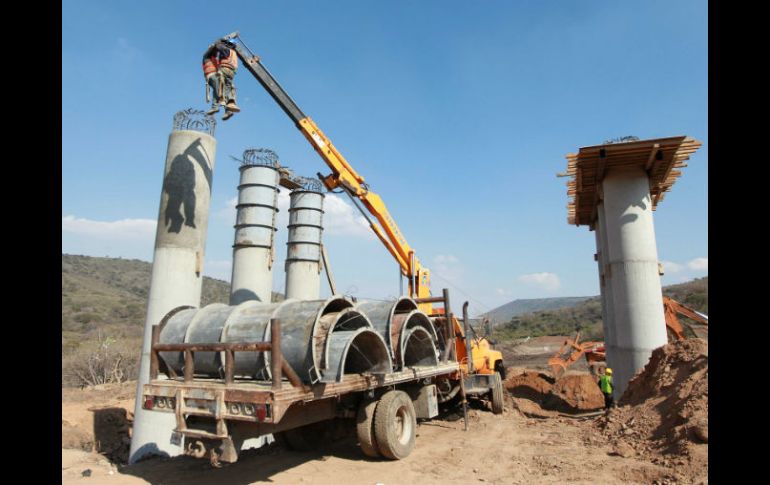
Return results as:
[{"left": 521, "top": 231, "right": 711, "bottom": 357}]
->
[{"left": 62, "top": 1, "right": 708, "bottom": 317}]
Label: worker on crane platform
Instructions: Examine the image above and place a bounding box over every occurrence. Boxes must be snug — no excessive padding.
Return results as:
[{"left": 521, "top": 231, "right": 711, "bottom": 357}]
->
[
  {"left": 599, "top": 367, "right": 614, "bottom": 409},
  {"left": 202, "top": 40, "right": 241, "bottom": 120}
]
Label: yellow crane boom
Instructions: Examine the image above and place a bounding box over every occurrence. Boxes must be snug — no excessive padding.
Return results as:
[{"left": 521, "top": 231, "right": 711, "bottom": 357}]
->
[{"left": 219, "top": 32, "right": 432, "bottom": 305}]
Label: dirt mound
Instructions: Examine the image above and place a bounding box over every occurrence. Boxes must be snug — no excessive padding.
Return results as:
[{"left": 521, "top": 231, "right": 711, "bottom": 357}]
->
[
  {"left": 62, "top": 381, "right": 135, "bottom": 464},
  {"left": 505, "top": 370, "right": 604, "bottom": 415},
  {"left": 545, "top": 374, "right": 605, "bottom": 412},
  {"left": 597, "top": 339, "right": 708, "bottom": 482},
  {"left": 504, "top": 370, "right": 554, "bottom": 399}
]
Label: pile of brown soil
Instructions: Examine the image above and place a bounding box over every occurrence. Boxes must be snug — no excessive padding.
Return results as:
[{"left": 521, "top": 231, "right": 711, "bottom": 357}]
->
[
  {"left": 545, "top": 374, "right": 605, "bottom": 412},
  {"left": 62, "top": 382, "right": 135, "bottom": 464},
  {"left": 504, "top": 369, "right": 605, "bottom": 416},
  {"left": 597, "top": 339, "right": 708, "bottom": 481},
  {"left": 504, "top": 370, "right": 554, "bottom": 400}
]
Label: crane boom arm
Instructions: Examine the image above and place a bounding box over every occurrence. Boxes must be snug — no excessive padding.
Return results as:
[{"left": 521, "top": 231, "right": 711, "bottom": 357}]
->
[{"left": 223, "top": 33, "right": 431, "bottom": 300}]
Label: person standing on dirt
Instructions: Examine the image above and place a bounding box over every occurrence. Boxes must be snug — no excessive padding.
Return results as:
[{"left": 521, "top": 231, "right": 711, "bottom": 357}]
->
[{"left": 599, "top": 367, "right": 614, "bottom": 409}]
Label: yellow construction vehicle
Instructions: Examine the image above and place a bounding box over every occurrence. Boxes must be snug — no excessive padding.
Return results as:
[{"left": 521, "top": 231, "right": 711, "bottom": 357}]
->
[{"left": 215, "top": 31, "right": 505, "bottom": 413}]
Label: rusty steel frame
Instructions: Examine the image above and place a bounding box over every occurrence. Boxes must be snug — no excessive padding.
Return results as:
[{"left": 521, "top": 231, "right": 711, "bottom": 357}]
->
[
  {"left": 150, "top": 318, "right": 304, "bottom": 389},
  {"left": 145, "top": 361, "right": 459, "bottom": 425}
]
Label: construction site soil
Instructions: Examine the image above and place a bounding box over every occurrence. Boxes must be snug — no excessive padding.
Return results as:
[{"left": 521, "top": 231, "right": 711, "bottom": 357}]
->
[{"left": 61, "top": 337, "right": 708, "bottom": 484}]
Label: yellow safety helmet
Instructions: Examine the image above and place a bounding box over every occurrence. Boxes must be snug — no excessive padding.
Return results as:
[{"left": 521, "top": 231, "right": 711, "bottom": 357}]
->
[{"left": 605, "top": 368, "right": 613, "bottom": 375}]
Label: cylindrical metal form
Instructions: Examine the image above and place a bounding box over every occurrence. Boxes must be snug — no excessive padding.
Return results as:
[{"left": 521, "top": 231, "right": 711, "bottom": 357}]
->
[
  {"left": 230, "top": 163, "right": 280, "bottom": 304},
  {"left": 284, "top": 189, "right": 325, "bottom": 300},
  {"left": 354, "top": 297, "right": 418, "bottom": 355},
  {"left": 131, "top": 110, "right": 218, "bottom": 464},
  {"left": 601, "top": 167, "right": 668, "bottom": 397}
]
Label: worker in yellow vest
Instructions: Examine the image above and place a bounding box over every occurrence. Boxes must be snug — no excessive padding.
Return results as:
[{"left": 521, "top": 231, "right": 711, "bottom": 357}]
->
[
  {"left": 202, "top": 41, "right": 241, "bottom": 120},
  {"left": 599, "top": 367, "right": 614, "bottom": 409}
]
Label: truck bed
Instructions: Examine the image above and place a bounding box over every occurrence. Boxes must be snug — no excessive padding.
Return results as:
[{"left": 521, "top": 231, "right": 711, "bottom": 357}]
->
[{"left": 143, "top": 362, "right": 458, "bottom": 431}]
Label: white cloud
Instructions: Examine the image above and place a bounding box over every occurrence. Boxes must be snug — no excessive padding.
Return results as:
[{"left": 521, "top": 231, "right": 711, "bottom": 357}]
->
[
  {"left": 62, "top": 215, "right": 156, "bottom": 241},
  {"left": 661, "top": 260, "right": 683, "bottom": 274},
  {"left": 215, "top": 196, "right": 239, "bottom": 224},
  {"left": 432, "top": 254, "right": 463, "bottom": 283},
  {"left": 687, "top": 257, "right": 708, "bottom": 271},
  {"left": 323, "top": 194, "right": 373, "bottom": 238},
  {"left": 495, "top": 288, "right": 511, "bottom": 296},
  {"left": 518, "top": 272, "right": 561, "bottom": 292}
]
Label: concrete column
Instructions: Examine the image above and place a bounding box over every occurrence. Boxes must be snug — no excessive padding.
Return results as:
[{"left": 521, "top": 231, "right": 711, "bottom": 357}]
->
[
  {"left": 130, "top": 111, "right": 217, "bottom": 463},
  {"left": 597, "top": 201, "right": 619, "bottom": 380},
  {"left": 592, "top": 221, "right": 612, "bottom": 367},
  {"left": 230, "top": 163, "right": 280, "bottom": 304},
  {"left": 285, "top": 190, "right": 325, "bottom": 299},
  {"left": 601, "top": 166, "right": 667, "bottom": 397}
]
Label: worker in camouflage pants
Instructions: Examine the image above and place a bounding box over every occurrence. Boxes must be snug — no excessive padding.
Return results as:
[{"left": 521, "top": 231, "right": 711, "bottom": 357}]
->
[{"left": 202, "top": 41, "right": 241, "bottom": 120}]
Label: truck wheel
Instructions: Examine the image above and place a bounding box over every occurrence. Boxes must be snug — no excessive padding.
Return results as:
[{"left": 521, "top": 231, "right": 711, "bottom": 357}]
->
[
  {"left": 356, "top": 399, "right": 380, "bottom": 458},
  {"left": 494, "top": 360, "right": 507, "bottom": 380},
  {"left": 373, "top": 390, "right": 416, "bottom": 460},
  {"left": 490, "top": 372, "right": 504, "bottom": 415}
]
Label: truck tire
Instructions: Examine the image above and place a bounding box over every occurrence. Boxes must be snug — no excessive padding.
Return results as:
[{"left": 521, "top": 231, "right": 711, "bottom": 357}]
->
[
  {"left": 373, "top": 390, "right": 416, "bottom": 460},
  {"left": 356, "top": 399, "right": 381, "bottom": 458},
  {"left": 490, "top": 372, "right": 504, "bottom": 415},
  {"left": 494, "top": 360, "right": 507, "bottom": 380}
]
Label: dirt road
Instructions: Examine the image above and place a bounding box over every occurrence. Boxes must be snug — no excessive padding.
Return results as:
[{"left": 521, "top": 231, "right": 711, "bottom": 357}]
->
[
  {"left": 62, "top": 388, "right": 692, "bottom": 485},
  {"left": 62, "top": 339, "right": 707, "bottom": 484}
]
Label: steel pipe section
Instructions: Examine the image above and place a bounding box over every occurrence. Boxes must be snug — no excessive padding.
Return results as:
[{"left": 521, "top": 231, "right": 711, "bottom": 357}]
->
[
  {"left": 131, "top": 113, "right": 218, "bottom": 464},
  {"left": 220, "top": 299, "right": 295, "bottom": 379},
  {"left": 400, "top": 326, "right": 439, "bottom": 367},
  {"left": 285, "top": 190, "right": 325, "bottom": 300},
  {"left": 155, "top": 297, "right": 441, "bottom": 386},
  {"left": 390, "top": 310, "right": 441, "bottom": 369},
  {"left": 354, "top": 297, "right": 418, "bottom": 354},
  {"left": 230, "top": 164, "right": 280, "bottom": 304},
  {"left": 323, "top": 328, "right": 392, "bottom": 382},
  {"left": 601, "top": 167, "right": 668, "bottom": 397}
]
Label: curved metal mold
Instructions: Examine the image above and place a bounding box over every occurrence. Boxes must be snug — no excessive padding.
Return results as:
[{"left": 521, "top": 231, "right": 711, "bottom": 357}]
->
[
  {"left": 180, "top": 303, "right": 234, "bottom": 375},
  {"left": 400, "top": 326, "right": 439, "bottom": 368},
  {"left": 158, "top": 306, "right": 198, "bottom": 373},
  {"left": 390, "top": 310, "right": 440, "bottom": 369},
  {"left": 353, "top": 297, "right": 418, "bottom": 354},
  {"left": 322, "top": 328, "right": 392, "bottom": 383},
  {"left": 315, "top": 308, "right": 373, "bottom": 371},
  {"left": 220, "top": 299, "right": 294, "bottom": 379},
  {"left": 270, "top": 296, "right": 353, "bottom": 383}
]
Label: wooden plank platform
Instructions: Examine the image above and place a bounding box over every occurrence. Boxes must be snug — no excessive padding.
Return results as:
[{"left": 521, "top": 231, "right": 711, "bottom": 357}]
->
[{"left": 563, "top": 136, "right": 702, "bottom": 226}]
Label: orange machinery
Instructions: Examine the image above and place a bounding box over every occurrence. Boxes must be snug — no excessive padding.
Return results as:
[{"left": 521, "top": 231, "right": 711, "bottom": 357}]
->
[{"left": 548, "top": 296, "right": 708, "bottom": 376}]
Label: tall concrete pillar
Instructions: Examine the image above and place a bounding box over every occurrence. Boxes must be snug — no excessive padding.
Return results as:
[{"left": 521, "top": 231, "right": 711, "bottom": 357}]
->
[
  {"left": 285, "top": 188, "right": 325, "bottom": 300},
  {"left": 601, "top": 166, "right": 667, "bottom": 397},
  {"left": 592, "top": 219, "right": 612, "bottom": 373},
  {"left": 230, "top": 152, "right": 280, "bottom": 304},
  {"left": 130, "top": 109, "right": 217, "bottom": 463},
  {"left": 597, "top": 201, "right": 619, "bottom": 381}
]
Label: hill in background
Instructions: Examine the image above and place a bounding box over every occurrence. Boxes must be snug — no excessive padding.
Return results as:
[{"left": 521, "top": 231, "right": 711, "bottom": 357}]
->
[
  {"left": 62, "top": 254, "right": 281, "bottom": 354},
  {"left": 491, "top": 276, "right": 708, "bottom": 341},
  {"left": 482, "top": 296, "right": 593, "bottom": 327}
]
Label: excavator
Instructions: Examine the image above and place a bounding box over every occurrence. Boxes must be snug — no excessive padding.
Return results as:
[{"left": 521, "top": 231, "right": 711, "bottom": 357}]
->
[
  {"left": 212, "top": 32, "right": 505, "bottom": 413},
  {"left": 548, "top": 296, "right": 708, "bottom": 377}
]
